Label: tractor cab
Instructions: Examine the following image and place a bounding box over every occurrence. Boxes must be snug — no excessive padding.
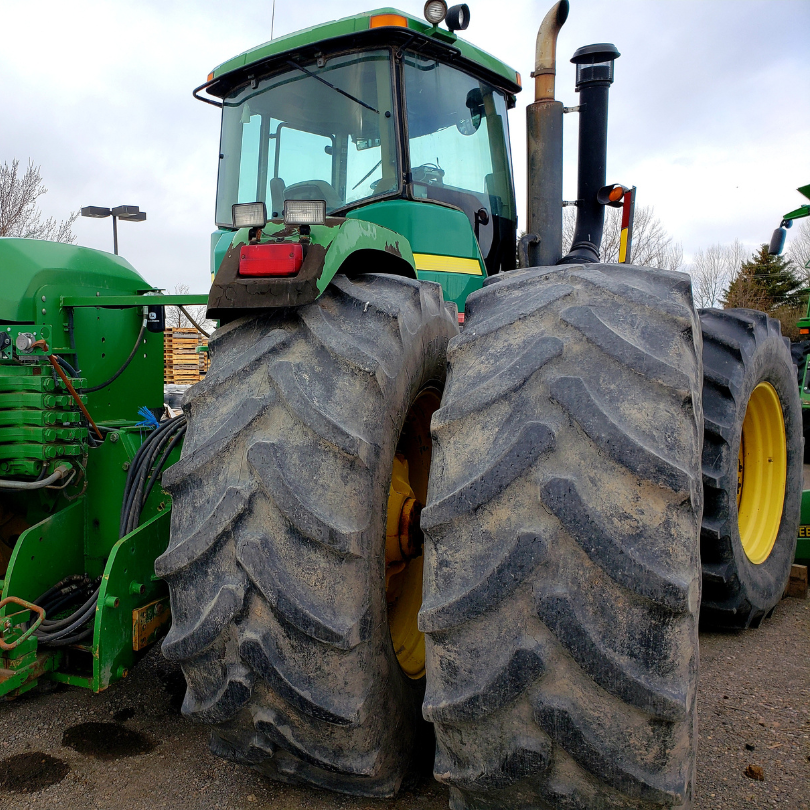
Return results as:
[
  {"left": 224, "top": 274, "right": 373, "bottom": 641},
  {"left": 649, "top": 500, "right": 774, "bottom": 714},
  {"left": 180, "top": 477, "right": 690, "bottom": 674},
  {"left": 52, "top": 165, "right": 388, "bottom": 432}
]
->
[{"left": 198, "top": 7, "right": 521, "bottom": 316}]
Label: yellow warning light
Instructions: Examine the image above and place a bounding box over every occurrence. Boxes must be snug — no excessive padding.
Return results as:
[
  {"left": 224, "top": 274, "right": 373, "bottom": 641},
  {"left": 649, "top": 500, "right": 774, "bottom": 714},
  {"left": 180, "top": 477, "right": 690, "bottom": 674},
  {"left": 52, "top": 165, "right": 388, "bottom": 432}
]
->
[
  {"left": 608, "top": 185, "right": 624, "bottom": 202},
  {"left": 370, "top": 14, "right": 409, "bottom": 28}
]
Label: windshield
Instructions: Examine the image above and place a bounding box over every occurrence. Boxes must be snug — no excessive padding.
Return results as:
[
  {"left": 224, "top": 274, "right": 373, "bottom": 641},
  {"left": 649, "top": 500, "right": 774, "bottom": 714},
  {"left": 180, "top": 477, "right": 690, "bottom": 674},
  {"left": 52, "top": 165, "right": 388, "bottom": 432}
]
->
[
  {"left": 215, "top": 50, "right": 398, "bottom": 226},
  {"left": 403, "top": 54, "right": 516, "bottom": 272}
]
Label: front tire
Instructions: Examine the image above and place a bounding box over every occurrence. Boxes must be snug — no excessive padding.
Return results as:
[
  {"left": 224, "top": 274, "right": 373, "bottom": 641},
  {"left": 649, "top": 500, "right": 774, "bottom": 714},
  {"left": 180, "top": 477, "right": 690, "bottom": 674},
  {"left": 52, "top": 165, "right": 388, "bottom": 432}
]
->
[
  {"left": 699, "top": 308, "right": 801, "bottom": 629},
  {"left": 421, "top": 264, "right": 704, "bottom": 809},
  {"left": 157, "top": 274, "right": 457, "bottom": 796}
]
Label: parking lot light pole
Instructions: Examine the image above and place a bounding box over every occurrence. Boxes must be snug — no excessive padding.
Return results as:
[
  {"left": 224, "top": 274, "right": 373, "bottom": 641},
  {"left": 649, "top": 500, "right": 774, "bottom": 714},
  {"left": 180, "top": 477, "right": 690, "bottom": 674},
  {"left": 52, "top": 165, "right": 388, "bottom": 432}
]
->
[{"left": 80, "top": 205, "right": 147, "bottom": 255}]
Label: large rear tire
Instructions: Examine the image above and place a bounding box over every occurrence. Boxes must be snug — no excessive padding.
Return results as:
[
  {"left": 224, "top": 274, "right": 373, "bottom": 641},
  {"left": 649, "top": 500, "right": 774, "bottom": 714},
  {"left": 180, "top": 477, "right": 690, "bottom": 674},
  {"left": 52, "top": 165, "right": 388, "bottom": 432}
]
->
[
  {"left": 421, "top": 264, "right": 704, "bottom": 809},
  {"left": 157, "top": 274, "right": 457, "bottom": 796},
  {"left": 698, "top": 308, "right": 801, "bottom": 629}
]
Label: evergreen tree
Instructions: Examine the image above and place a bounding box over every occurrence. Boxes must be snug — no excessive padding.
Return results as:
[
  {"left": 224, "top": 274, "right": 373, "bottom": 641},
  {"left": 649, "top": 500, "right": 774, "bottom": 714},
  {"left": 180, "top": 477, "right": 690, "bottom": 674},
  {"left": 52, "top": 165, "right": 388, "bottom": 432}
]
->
[{"left": 722, "top": 244, "right": 806, "bottom": 311}]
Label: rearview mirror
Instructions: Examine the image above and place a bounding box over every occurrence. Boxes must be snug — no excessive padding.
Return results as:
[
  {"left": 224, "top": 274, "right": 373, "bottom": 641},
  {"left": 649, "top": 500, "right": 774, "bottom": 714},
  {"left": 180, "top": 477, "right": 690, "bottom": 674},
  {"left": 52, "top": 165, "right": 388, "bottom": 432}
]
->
[{"left": 457, "top": 88, "right": 484, "bottom": 135}]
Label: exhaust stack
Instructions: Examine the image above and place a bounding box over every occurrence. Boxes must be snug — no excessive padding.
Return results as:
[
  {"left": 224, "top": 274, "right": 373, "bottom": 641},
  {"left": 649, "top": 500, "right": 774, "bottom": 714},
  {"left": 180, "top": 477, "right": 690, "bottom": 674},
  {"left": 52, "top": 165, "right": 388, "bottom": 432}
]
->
[
  {"left": 523, "top": 0, "right": 569, "bottom": 267},
  {"left": 558, "top": 43, "right": 621, "bottom": 264}
]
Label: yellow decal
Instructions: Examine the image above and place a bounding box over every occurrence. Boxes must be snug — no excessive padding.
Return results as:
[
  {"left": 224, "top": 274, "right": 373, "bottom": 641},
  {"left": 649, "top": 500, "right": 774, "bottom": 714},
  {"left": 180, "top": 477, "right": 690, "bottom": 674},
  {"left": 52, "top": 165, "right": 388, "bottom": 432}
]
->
[
  {"left": 132, "top": 597, "right": 171, "bottom": 651},
  {"left": 413, "top": 253, "right": 483, "bottom": 275},
  {"left": 799, "top": 526, "right": 810, "bottom": 538}
]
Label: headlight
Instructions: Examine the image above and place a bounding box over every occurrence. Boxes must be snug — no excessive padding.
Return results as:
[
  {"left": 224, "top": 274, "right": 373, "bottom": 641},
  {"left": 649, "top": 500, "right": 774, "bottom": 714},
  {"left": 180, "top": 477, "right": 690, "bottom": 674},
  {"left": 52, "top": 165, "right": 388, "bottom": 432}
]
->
[
  {"left": 232, "top": 201, "right": 267, "bottom": 229},
  {"left": 424, "top": 0, "right": 447, "bottom": 25},
  {"left": 284, "top": 200, "right": 326, "bottom": 226}
]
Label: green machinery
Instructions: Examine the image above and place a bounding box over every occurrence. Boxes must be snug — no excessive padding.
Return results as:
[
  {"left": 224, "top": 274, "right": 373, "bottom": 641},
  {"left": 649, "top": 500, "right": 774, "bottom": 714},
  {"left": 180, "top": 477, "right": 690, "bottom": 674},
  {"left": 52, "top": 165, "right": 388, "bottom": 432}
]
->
[
  {"left": 150, "top": 3, "right": 800, "bottom": 809},
  {"left": 770, "top": 183, "right": 810, "bottom": 562},
  {"left": 1, "top": 3, "right": 802, "bottom": 808},
  {"left": 0, "top": 238, "right": 206, "bottom": 696}
]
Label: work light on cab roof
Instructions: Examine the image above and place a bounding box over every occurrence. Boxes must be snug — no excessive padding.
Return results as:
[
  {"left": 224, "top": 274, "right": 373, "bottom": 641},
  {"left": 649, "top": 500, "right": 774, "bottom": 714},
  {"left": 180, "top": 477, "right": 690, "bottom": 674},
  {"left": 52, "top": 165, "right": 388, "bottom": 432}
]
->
[{"left": 423, "top": 1, "right": 470, "bottom": 30}]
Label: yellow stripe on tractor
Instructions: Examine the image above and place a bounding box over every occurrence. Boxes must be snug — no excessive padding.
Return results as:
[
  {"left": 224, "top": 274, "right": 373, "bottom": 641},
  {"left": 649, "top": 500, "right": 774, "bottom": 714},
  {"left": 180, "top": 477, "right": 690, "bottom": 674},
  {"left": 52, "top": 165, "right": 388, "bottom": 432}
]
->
[{"left": 413, "top": 253, "right": 483, "bottom": 275}]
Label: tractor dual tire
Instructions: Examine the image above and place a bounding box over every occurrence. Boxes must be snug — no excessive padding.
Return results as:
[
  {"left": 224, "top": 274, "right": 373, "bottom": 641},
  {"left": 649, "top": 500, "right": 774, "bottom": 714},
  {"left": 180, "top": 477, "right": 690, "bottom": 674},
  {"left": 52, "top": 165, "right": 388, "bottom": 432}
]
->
[
  {"left": 698, "top": 308, "right": 802, "bottom": 630},
  {"left": 420, "top": 264, "right": 704, "bottom": 809},
  {"left": 157, "top": 274, "right": 458, "bottom": 796}
]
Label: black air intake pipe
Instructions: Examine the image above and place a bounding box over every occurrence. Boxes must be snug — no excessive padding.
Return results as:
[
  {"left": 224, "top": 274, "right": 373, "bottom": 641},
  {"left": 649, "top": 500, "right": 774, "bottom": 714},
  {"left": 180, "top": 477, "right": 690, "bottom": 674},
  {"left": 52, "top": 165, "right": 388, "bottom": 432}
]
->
[{"left": 558, "top": 43, "right": 620, "bottom": 265}]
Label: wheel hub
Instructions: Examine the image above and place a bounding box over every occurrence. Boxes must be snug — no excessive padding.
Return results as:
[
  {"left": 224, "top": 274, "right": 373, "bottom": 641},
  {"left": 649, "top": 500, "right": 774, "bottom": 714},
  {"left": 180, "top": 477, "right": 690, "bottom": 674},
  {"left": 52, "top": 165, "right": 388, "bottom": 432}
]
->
[{"left": 737, "top": 381, "right": 787, "bottom": 564}]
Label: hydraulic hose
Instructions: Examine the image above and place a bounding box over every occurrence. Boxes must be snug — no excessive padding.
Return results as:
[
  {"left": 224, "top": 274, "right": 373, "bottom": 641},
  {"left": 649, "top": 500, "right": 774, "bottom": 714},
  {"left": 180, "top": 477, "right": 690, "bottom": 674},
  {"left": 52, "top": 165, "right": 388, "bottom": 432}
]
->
[
  {"left": 178, "top": 306, "right": 211, "bottom": 338},
  {"left": 28, "top": 414, "right": 186, "bottom": 648},
  {"left": 55, "top": 356, "right": 80, "bottom": 378},
  {"left": 81, "top": 319, "right": 146, "bottom": 393},
  {"left": 0, "top": 464, "right": 72, "bottom": 490}
]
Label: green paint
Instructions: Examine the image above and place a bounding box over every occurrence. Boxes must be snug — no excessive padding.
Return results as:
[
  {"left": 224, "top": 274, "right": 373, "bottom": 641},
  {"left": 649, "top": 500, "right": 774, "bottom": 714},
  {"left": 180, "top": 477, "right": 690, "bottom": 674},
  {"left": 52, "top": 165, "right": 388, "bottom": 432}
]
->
[
  {"left": 797, "top": 490, "right": 810, "bottom": 562},
  {"left": 0, "top": 236, "right": 194, "bottom": 691},
  {"left": 62, "top": 294, "right": 209, "bottom": 307},
  {"left": 0, "top": 364, "right": 87, "bottom": 476},
  {"left": 348, "top": 200, "right": 485, "bottom": 310},
  {"left": 211, "top": 229, "right": 234, "bottom": 278},
  {"left": 210, "top": 8, "right": 520, "bottom": 94},
  {"left": 318, "top": 217, "right": 415, "bottom": 294},
  {"left": 94, "top": 510, "right": 171, "bottom": 691},
  {"left": 223, "top": 217, "right": 416, "bottom": 296},
  {"left": 0, "top": 238, "right": 149, "bottom": 323},
  {"left": 416, "top": 270, "right": 483, "bottom": 312},
  {"left": 348, "top": 199, "right": 482, "bottom": 261},
  {"left": 0, "top": 608, "right": 62, "bottom": 697}
]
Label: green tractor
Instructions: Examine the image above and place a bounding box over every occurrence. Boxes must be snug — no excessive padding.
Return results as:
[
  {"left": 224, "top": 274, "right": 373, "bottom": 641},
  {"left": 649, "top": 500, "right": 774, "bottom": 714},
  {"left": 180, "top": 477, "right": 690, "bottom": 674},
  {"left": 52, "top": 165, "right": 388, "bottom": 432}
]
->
[
  {"left": 769, "top": 183, "right": 810, "bottom": 562},
  {"left": 154, "top": 2, "right": 801, "bottom": 808},
  {"left": 0, "top": 241, "right": 207, "bottom": 695},
  {"left": 1, "top": 2, "right": 801, "bottom": 809}
]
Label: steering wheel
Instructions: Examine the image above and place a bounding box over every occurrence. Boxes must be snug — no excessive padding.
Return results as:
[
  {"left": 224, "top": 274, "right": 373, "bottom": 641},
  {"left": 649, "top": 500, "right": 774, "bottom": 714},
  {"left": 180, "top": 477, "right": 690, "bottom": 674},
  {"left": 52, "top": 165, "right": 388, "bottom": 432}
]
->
[{"left": 412, "top": 163, "right": 445, "bottom": 186}]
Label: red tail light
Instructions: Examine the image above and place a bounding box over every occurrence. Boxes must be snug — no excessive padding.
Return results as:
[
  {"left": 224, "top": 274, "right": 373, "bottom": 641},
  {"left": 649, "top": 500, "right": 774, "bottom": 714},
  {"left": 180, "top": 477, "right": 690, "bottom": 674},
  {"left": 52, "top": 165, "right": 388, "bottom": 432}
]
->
[{"left": 238, "top": 243, "right": 303, "bottom": 277}]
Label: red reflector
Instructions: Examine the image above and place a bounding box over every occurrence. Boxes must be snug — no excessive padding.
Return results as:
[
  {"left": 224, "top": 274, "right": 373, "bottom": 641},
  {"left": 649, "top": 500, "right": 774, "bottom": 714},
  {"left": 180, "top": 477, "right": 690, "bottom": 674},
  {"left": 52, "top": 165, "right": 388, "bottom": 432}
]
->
[
  {"left": 458, "top": 312, "right": 465, "bottom": 324},
  {"left": 238, "top": 243, "right": 303, "bottom": 277}
]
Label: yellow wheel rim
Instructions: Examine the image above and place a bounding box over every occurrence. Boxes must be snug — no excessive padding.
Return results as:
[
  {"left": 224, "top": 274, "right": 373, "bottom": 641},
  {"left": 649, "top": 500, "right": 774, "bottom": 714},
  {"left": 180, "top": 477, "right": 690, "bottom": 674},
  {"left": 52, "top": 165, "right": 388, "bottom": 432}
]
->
[
  {"left": 386, "top": 388, "right": 440, "bottom": 680},
  {"left": 737, "top": 382, "right": 787, "bottom": 564}
]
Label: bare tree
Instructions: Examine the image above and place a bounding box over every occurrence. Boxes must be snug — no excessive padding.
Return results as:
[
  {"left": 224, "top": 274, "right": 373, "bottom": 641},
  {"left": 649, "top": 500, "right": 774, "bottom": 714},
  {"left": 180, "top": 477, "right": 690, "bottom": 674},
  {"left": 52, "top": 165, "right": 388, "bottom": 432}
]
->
[
  {"left": 786, "top": 218, "right": 810, "bottom": 283},
  {"left": 688, "top": 239, "right": 746, "bottom": 309},
  {"left": 165, "top": 284, "right": 216, "bottom": 335},
  {"left": 0, "top": 159, "right": 77, "bottom": 242},
  {"left": 562, "top": 205, "right": 683, "bottom": 271}
]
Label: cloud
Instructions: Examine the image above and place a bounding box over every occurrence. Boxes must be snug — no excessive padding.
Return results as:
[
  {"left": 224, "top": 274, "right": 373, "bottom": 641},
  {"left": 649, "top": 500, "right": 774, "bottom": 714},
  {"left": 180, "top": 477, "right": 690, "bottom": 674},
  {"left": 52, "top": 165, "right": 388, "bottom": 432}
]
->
[{"left": 3, "top": 0, "right": 808, "bottom": 290}]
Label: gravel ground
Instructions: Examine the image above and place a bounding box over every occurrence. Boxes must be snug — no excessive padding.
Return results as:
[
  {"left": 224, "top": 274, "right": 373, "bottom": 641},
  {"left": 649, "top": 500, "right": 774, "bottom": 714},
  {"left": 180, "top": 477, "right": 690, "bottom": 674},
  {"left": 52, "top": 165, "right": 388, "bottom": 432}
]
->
[{"left": 0, "top": 597, "right": 807, "bottom": 810}]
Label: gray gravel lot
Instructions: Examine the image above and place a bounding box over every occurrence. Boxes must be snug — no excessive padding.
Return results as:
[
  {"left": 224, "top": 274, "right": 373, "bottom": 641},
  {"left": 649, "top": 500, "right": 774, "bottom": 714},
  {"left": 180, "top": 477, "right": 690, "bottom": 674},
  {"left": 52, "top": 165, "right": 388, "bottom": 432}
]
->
[{"left": 0, "top": 596, "right": 807, "bottom": 810}]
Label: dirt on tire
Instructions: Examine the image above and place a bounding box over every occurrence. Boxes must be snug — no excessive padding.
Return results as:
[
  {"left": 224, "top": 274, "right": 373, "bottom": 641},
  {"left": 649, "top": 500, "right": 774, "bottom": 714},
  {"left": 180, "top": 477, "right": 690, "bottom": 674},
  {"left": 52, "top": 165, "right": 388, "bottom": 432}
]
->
[
  {"left": 421, "top": 264, "right": 704, "bottom": 809},
  {"left": 157, "top": 274, "right": 457, "bottom": 797}
]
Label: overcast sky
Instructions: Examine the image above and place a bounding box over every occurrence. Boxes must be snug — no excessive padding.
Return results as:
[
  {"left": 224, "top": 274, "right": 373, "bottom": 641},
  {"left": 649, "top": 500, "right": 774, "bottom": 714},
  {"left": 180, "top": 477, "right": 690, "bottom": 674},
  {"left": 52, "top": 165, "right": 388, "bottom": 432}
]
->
[{"left": 3, "top": 0, "right": 808, "bottom": 292}]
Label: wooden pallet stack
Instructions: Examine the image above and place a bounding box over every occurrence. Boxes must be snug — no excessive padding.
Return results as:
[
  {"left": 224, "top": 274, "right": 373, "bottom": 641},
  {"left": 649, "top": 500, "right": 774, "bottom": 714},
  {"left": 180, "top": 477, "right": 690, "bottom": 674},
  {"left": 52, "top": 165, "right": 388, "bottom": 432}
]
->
[{"left": 164, "top": 327, "right": 209, "bottom": 384}]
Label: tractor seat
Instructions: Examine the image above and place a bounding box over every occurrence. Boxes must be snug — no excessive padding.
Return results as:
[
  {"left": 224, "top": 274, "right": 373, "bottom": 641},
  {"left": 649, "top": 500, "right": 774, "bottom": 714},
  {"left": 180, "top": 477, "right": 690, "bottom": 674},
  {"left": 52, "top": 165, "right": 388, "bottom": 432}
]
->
[{"left": 284, "top": 180, "right": 343, "bottom": 213}]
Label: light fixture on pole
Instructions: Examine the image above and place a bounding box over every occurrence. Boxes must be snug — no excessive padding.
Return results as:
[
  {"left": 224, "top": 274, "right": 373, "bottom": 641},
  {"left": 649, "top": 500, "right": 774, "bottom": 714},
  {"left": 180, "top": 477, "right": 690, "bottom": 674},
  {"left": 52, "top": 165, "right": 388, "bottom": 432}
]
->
[{"left": 80, "top": 205, "right": 147, "bottom": 255}]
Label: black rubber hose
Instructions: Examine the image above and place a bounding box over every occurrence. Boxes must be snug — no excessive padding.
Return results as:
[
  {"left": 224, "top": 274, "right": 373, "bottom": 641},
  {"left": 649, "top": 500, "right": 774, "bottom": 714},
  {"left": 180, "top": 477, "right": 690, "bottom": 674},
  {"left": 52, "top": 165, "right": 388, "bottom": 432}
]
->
[
  {"left": 122, "top": 416, "right": 180, "bottom": 503},
  {"left": 120, "top": 421, "right": 178, "bottom": 532},
  {"left": 39, "top": 588, "right": 90, "bottom": 619},
  {"left": 55, "top": 356, "right": 79, "bottom": 378},
  {"left": 81, "top": 320, "right": 146, "bottom": 393},
  {"left": 139, "top": 426, "right": 185, "bottom": 510},
  {"left": 38, "top": 589, "right": 98, "bottom": 632},
  {"left": 121, "top": 416, "right": 185, "bottom": 537},
  {"left": 44, "top": 627, "right": 93, "bottom": 647},
  {"left": 123, "top": 423, "right": 183, "bottom": 536},
  {"left": 34, "top": 575, "right": 89, "bottom": 607},
  {"left": 37, "top": 597, "right": 98, "bottom": 640},
  {"left": 179, "top": 305, "right": 211, "bottom": 338}
]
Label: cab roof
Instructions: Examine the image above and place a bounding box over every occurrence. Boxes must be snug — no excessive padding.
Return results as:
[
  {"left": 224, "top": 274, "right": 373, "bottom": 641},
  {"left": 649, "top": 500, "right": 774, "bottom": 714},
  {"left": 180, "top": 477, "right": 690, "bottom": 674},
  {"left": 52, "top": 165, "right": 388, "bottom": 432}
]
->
[{"left": 204, "top": 7, "right": 521, "bottom": 99}]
